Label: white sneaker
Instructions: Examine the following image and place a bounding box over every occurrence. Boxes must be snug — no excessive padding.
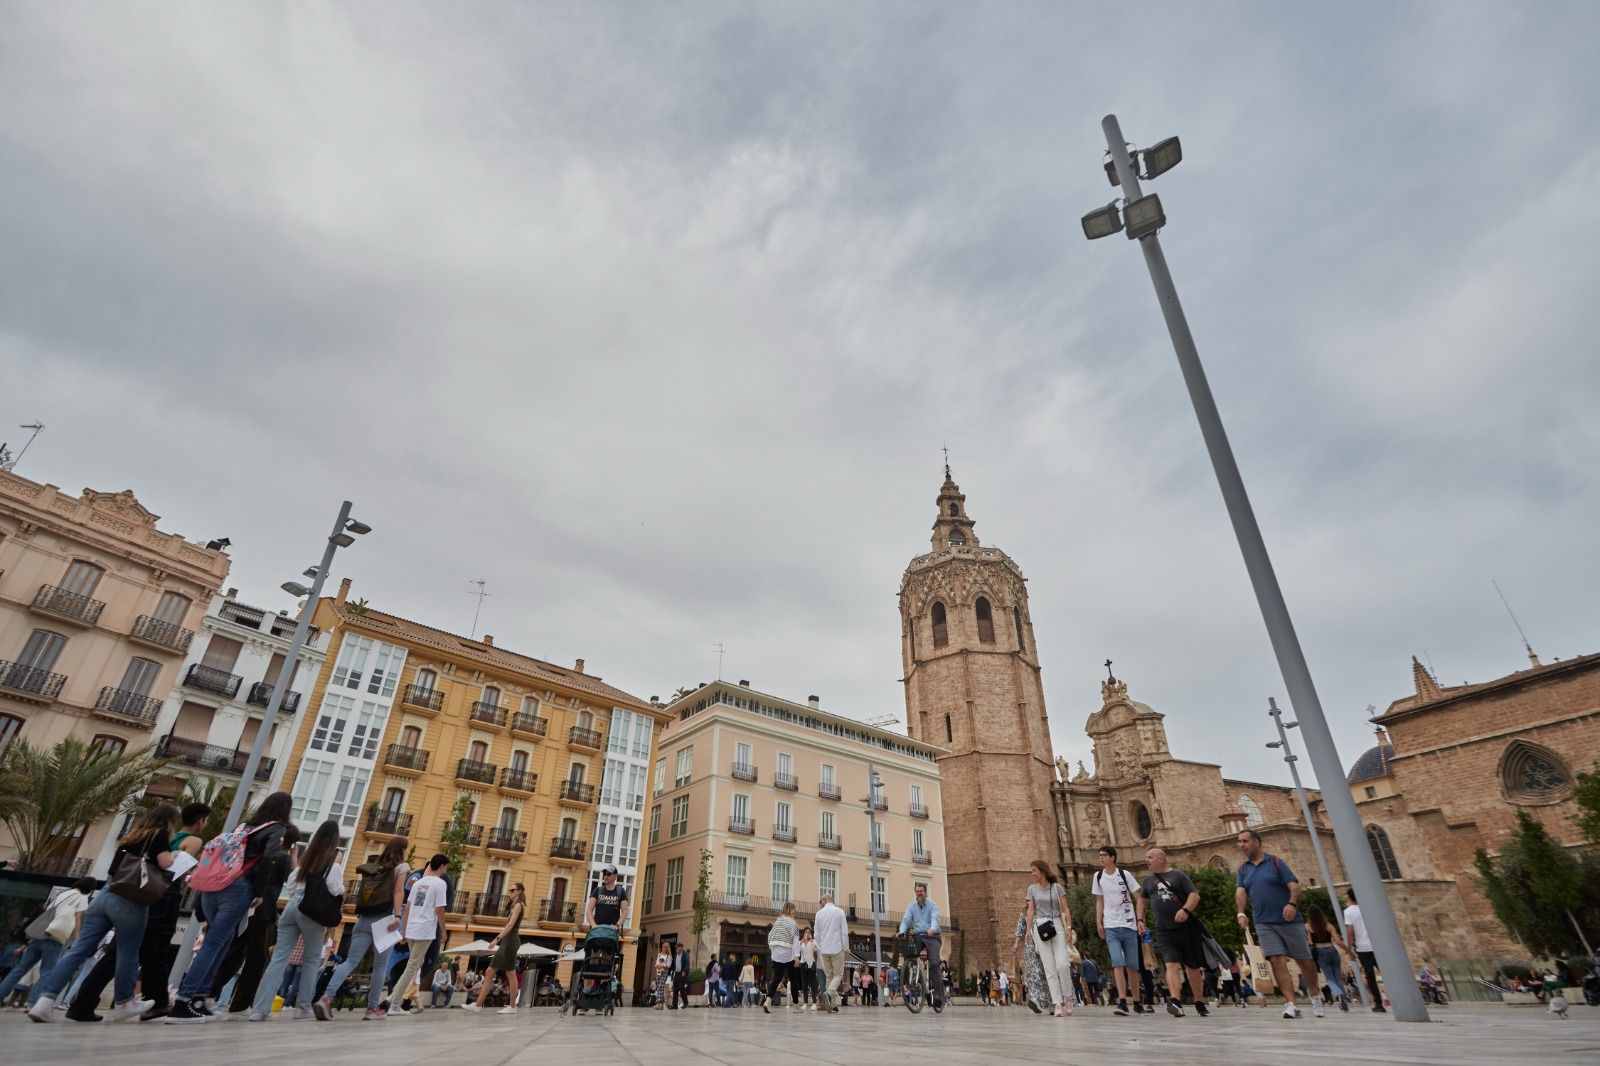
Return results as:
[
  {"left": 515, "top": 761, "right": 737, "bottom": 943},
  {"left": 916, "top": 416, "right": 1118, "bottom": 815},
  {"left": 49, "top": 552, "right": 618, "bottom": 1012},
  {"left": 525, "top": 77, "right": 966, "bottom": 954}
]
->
[
  {"left": 1283, "top": 1004, "right": 1300, "bottom": 1019},
  {"left": 111, "top": 999, "right": 155, "bottom": 1022},
  {"left": 27, "top": 996, "right": 59, "bottom": 1023},
  {"left": 462, "top": 1002, "right": 481, "bottom": 1012},
  {"left": 1312, "top": 1000, "right": 1326, "bottom": 1018},
  {"left": 497, "top": 1005, "right": 518, "bottom": 1015}
]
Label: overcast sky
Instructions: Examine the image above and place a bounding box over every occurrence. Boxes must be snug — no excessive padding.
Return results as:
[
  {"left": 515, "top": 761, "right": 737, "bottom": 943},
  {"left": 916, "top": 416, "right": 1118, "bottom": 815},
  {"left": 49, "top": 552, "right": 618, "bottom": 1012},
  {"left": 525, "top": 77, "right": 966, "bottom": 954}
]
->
[{"left": 4, "top": 2, "right": 1597, "bottom": 790}]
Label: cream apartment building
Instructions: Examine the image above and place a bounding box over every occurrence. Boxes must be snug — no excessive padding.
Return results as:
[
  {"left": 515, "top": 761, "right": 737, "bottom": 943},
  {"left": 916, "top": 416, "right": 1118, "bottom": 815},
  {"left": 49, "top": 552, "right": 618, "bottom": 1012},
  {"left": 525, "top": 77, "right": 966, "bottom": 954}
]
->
[
  {"left": 0, "top": 472, "right": 229, "bottom": 873},
  {"left": 638, "top": 681, "right": 951, "bottom": 991}
]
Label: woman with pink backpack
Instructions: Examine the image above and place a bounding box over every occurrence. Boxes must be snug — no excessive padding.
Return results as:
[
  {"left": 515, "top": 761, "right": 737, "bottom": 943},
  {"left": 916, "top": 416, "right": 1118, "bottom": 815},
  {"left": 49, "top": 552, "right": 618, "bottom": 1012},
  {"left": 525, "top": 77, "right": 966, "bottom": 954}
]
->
[{"left": 166, "top": 791, "right": 292, "bottom": 1024}]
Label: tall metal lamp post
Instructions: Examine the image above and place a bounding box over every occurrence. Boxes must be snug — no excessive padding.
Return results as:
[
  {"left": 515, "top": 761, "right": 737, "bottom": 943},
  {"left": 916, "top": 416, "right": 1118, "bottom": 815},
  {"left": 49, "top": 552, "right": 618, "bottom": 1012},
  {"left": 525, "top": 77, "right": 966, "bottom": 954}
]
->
[
  {"left": 1267, "top": 697, "right": 1343, "bottom": 940},
  {"left": 1081, "top": 114, "right": 1427, "bottom": 1022},
  {"left": 863, "top": 761, "right": 888, "bottom": 1005}
]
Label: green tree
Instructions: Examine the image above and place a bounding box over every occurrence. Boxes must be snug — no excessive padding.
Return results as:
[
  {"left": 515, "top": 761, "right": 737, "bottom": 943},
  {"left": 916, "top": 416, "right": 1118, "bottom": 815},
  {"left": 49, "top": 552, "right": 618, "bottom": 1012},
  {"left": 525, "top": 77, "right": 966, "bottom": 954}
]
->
[
  {"left": 1475, "top": 810, "right": 1600, "bottom": 957},
  {"left": 1065, "top": 883, "right": 1109, "bottom": 970},
  {"left": 439, "top": 792, "right": 475, "bottom": 881},
  {"left": 1182, "top": 865, "right": 1244, "bottom": 961},
  {"left": 1574, "top": 762, "right": 1600, "bottom": 843},
  {"left": 175, "top": 776, "right": 236, "bottom": 840},
  {"left": 690, "top": 848, "right": 712, "bottom": 958},
  {"left": 0, "top": 737, "right": 167, "bottom": 869}
]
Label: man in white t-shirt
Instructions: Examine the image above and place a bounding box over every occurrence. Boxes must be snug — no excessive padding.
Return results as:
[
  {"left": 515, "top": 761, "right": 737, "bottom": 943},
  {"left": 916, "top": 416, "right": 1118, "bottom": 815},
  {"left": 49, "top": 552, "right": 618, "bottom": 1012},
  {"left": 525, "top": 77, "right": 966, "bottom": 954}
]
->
[
  {"left": 1092, "top": 845, "right": 1147, "bottom": 1016},
  {"left": 1342, "top": 888, "right": 1385, "bottom": 1012},
  {"left": 391, "top": 854, "right": 450, "bottom": 1016},
  {"left": 814, "top": 893, "right": 848, "bottom": 1013}
]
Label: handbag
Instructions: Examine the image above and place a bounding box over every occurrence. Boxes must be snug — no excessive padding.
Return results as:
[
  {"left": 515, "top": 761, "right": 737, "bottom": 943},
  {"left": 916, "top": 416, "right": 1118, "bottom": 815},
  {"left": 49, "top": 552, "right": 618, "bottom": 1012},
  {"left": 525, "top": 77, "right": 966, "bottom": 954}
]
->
[
  {"left": 298, "top": 865, "right": 344, "bottom": 926},
  {"left": 107, "top": 844, "right": 171, "bottom": 905},
  {"left": 1035, "top": 918, "right": 1058, "bottom": 941}
]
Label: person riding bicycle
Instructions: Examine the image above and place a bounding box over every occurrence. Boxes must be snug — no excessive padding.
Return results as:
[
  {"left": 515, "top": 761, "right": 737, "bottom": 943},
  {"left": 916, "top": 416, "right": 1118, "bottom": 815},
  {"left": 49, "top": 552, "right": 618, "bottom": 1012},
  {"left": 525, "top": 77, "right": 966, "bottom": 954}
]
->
[{"left": 897, "top": 882, "right": 943, "bottom": 1006}]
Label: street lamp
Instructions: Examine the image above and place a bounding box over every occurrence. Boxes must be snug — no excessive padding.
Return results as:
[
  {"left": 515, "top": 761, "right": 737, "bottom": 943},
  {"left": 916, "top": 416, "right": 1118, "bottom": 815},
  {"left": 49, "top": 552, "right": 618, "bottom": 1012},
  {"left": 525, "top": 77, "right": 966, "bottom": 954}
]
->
[
  {"left": 1083, "top": 114, "right": 1428, "bottom": 1022},
  {"left": 1266, "top": 698, "right": 1343, "bottom": 941},
  {"left": 862, "top": 761, "right": 889, "bottom": 1005}
]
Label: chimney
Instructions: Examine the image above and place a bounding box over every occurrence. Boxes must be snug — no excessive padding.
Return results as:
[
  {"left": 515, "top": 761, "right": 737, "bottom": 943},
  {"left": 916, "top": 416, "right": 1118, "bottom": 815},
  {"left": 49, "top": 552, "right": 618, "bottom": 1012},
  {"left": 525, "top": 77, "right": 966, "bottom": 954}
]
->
[
  {"left": 739, "top": 679, "right": 750, "bottom": 687},
  {"left": 574, "top": 658, "right": 585, "bottom": 674},
  {"left": 482, "top": 634, "right": 494, "bottom": 647},
  {"left": 808, "top": 695, "right": 820, "bottom": 708},
  {"left": 336, "top": 577, "right": 352, "bottom": 604},
  {"left": 225, "top": 587, "right": 238, "bottom": 599}
]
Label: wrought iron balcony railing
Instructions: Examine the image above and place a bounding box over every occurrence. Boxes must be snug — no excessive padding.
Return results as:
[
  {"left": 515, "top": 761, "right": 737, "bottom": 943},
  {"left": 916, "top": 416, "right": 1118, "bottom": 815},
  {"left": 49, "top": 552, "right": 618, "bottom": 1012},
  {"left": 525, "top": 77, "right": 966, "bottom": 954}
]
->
[
  {"left": 0, "top": 660, "right": 67, "bottom": 702},
  {"left": 131, "top": 614, "right": 194, "bottom": 653},
  {"left": 384, "top": 744, "right": 430, "bottom": 772},
  {"left": 247, "top": 681, "right": 301, "bottom": 714},
  {"left": 32, "top": 584, "right": 105, "bottom": 626},
  {"left": 366, "top": 810, "right": 413, "bottom": 836},
  {"left": 402, "top": 684, "right": 445, "bottom": 712},
  {"left": 94, "top": 686, "right": 162, "bottom": 725},
  {"left": 157, "top": 734, "right": 274, "bottom": 779},
  {"left": 455, "top": 758, "right": 498, "bottom": 785},
  {"left": 184, "top": 662, "right": 242, "bottom": 698}
]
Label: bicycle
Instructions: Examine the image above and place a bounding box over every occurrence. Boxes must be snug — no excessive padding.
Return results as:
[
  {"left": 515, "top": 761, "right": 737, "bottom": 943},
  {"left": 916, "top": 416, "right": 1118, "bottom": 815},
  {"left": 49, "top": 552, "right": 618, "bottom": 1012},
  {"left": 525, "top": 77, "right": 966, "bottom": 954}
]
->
[{"left": 899, "top": 936, "right": 944, "bottom": 1014}]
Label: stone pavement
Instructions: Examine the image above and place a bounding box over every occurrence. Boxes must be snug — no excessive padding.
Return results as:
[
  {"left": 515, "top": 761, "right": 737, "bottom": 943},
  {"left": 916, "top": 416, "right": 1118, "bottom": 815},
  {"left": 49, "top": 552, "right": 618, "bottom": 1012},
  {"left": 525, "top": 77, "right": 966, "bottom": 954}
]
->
[{"left": 2, "top": 1001, "right": 1597, "bottom": 1065}]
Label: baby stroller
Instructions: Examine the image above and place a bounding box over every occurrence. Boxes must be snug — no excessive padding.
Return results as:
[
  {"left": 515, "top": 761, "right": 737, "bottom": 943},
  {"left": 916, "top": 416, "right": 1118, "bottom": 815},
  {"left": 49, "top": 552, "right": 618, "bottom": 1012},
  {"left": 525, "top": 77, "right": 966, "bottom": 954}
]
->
[{"left": 562, "top": 926, "right": 622, "bottom": 1017}]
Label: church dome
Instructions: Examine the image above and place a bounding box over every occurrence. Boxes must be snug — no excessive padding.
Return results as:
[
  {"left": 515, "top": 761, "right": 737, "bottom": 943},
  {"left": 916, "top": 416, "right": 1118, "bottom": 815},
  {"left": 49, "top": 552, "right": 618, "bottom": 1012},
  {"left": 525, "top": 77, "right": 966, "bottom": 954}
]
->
[{"left": 1347, "top": 743, "right": 1395, "bottom": 784}]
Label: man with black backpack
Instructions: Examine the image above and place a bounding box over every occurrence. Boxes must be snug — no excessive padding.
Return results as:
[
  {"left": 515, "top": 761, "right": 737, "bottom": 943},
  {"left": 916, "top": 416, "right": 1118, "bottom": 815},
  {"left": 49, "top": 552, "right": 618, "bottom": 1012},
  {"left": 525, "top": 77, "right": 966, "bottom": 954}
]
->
[{"left": 1092, "top": 846, "right": 1146, "bottom": 1016}]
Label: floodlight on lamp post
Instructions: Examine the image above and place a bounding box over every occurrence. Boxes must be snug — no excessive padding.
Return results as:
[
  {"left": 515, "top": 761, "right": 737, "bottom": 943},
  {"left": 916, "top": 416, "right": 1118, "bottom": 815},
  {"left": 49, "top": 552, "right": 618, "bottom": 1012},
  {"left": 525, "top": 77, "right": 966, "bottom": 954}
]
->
[
  {"left": 1123, "top": 194, "right": 1165, "bottom": 239},
  {"left": 1082, "top": 202, "right": 1123, "bottom": 240},
  {"left": 1082, "top": 113, "right": 1428, "bottom": 1022}
]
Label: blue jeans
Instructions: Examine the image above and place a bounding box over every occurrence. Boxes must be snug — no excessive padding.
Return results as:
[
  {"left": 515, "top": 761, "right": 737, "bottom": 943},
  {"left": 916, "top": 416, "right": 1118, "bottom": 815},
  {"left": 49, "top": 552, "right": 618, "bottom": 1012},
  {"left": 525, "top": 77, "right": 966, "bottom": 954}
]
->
[
  {"left": 35, "top": 893, "right": 149, "bottom": 1005},
  {"left": 324, "top": 913, "right": 393, "bottom": 1010},
  {"left": 177, "top": 879, "right": 254, "bottom": 1001},
  {"left": 1313, "top": 945, "right": 1346, "bottom": 999},
  {"left": 253, "top": 899, "right": 327, "bottom": 1015},
  {"left": 0, "top": 937, "right": 62, "bottom": 1005}
]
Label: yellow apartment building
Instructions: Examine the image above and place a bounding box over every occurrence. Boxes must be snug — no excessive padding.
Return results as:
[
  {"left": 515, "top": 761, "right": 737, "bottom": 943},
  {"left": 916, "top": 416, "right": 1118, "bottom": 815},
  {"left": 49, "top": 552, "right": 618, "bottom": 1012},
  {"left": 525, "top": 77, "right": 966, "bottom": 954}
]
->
[
  {"left": 278, "top": 579, "right": 670, "bottom": 993},
  {"left": 0, "top": 472, "right": 229, "bottom": 874},
  {"left": 639, "top": 680, "right": 952, "bottom": 993}
]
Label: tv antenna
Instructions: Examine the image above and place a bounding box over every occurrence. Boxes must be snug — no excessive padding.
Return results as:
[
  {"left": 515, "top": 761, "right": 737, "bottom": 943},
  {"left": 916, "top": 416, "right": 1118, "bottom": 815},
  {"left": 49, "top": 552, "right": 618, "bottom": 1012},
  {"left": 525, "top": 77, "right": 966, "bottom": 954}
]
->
[
  {"left": 467, "top": 580, "right": 490, "bottom": 639},
  {"left": 1491, "top": 579, "right": 1540, "bottom": 667},
  {"left": 0, "top": 422, "right": 44, "bottom": 473},
  {"left": 711, "top": 642, "right": 725, "bottom": 680},
  {"left": 865, "top": 714, "right": 901, "bottom": 729}
]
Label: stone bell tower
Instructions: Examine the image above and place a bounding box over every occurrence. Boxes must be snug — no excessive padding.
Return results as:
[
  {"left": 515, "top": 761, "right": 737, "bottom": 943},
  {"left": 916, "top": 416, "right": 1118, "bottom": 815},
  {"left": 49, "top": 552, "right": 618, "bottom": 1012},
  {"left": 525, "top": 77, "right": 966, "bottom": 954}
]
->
[{"left": 899, "top": 465, "right": 1062, "bottom": 974}]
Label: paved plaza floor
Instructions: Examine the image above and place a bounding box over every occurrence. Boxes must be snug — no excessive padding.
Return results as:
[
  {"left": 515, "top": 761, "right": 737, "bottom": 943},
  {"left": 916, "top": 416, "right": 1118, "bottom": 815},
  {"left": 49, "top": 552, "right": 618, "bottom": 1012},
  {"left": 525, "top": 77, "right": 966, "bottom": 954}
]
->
[{"left": 2, "top": 1001, "right": 1597, "bottom": 1065}]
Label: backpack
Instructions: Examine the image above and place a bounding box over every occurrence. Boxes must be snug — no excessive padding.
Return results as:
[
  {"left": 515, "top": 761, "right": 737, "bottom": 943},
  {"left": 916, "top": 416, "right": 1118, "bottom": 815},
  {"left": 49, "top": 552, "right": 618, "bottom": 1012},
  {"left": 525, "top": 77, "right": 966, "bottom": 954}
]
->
[
  {"left": 353, "top": 861, "right": 399, "bottom": 915},
  {"left": 189, "top": 821, "right": 278, "bottom": 892}
]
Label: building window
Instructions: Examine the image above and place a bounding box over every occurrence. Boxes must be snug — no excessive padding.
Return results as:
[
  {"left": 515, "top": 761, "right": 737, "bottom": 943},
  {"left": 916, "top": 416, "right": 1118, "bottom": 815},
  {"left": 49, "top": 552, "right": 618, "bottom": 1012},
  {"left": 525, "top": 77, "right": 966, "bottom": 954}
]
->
[
  {"left": 818, "top": 866, "right": 836, "bottom": 900},
  {"left": 382, "top": 787, "right": 407, "bottom": 815},
  {"left": 948, "top": 503, "right": 958, "bottom": 516},
  {"left": 911, "top": 783, "right": 923, "bottom": 808},
  {"left": 90, "top": 734, "right": 126, "bottom": 756},
  {"left": 331, "top": 635, "right": 404, "bottom": 698},
  {"left": 481, "top": 684, "right": 502, "bottom": 708},
  {"left": 329, "top": 765, "right": 369, "bottom": 828},
  {"left": 870, "top": 875, "right": 886, "bottom": 918},
  {"left": 654, "top": 758, "right": 666, "bottom": 797},
  {"left": 1237, "top": 795, "right": 1264, "bottom": 827},
  {"left": 1208, "top": 855, "right": 1230, "bottom": 871},
  {"left": 60, "top": 559, "right": 105, "bottom": 597},
  {"left": 0, "top": 713, "right": 23, "bottom": 754},
  {"left": 771, "top": 861, "right": 791, "bottom": 903},
  {"left": 618, "top": 815, "right": 641, "bottom": 868},
  {"left": 912, "top": 827, "right": 925, "bottom": 854},
  {"left": 631, "top": 714, "right": 652, "bottom": 759},
  {"left": 626, "top": 764, "right": 646, "bottom": 812},
  {"left": 820, "top": 810, "right": 835, "bottom": 841},
  {"left": 1366, "top": 825, "right": 1402, "bottom": 879},
  {"left": 1013, "top": 606, "right": 1026, "bottom": 652},
  {"left": 16, "top": 629, "right": 67, "bottom": 672},
  {"left": 664, "top": 856, "right": 684, "bottom": 911},
  {"left": 675, "top": 746, "right": 693, "bottom": 788},
  {"left": 348, "top": 700, "right": 385, "bottom": 760},
  {"left": 670, "top": 796, "right": 689, "bottom": 838},
  {"left": 734, "top": 741, "right": 752, "bottom": 770},
  {"left": 732, "top": 793, "right": 749, "bottom": 821},
  {"left": 1131, "top": 802, "right": 1153, "bottom": 840},
  {"left": 975, "top": 597, "right": 995, "bottom": 643},
  {"left": 310, "top": 693, "right": 353, "bottom": 753},
  {"left": 415, "top": 668, "right": 438, "bottom": 694},
  {"left": 1500, "top": 740, "right": 1571, "bottom": 800},
  {"left": 948, "top": 531, "right": 965, "bottom": 546},
  {"left": 116, "top": 656, "right": 161, "bottom": 696},
  {"left": 291, "top": 758, "right": 335, "bottom": 823},
  {"left": 775, "top": 801, "right": 791, "bottom": 834},
  {"left": 1364, "top": 786, "right": 1377, "bottom": 799},
  {"left": 593, "top": 813, "right": 617, "bottom": 862},
  {"left": 820, "top": 763, "right": 834, "bottom": 790},
  {"left": 726, "top": 854, "right": 748, "bottom": 901},
  {"left": 642, "top": 864, "right": 656, "bottom": 916},
  {"left": 931, "top": 602, "right": 948, "bottom": 648},
  {"left": 601, "top": 757, "right": 626, "bottom": 807},
  {"left": 944, "top": 714, "right": 952, "bottom": 743},
  {"left": 576, "top": 709, "right": 594, "bottom": 732},
  {"left": 649, "top": 805, "right": 661, "bottom": 845},
  {"left": 153, "top": 591, "right": 191, "bottom": 626}
]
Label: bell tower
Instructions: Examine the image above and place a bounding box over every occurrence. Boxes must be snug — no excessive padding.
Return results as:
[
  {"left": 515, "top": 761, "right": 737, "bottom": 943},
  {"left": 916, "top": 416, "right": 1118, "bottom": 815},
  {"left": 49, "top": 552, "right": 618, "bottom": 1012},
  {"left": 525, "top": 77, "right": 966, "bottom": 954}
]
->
[{"left": 899, "top": 465, "right": 1062, "bottom": 974}]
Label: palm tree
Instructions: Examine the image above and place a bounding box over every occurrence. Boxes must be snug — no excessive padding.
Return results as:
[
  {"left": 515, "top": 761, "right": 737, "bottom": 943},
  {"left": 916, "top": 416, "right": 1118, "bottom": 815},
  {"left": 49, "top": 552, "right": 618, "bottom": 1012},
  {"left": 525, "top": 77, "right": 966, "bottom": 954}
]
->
[
  {"left": 0, "top": 737, "right": 167, "bottom": 870},
  {"left": 175, "top": 776, "right": 236, "bottom": 840}
]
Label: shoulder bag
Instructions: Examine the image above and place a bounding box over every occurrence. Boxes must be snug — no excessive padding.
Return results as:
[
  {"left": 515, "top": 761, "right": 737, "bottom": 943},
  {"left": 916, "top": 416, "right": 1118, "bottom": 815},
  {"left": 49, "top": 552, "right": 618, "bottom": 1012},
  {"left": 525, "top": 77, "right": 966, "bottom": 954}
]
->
[
  {"left": 298, "top": 864, "right": 344, "bottom": 926},
  {"left": 107, "top": 843, "right": 171, "bottom": 906}
]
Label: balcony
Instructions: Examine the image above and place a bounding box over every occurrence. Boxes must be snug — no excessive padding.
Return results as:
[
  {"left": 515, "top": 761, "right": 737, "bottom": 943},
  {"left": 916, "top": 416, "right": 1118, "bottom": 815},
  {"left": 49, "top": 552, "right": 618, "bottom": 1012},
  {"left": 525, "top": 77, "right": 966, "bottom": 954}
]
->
[
  {"left": 130, "top": 614, "right": 194, "bottom": 654},
  {"left": 156, "top": 734, "right": 274, "bottom": 780},
  {"left": 366, "top": 809, "right": 413, "bottom": 837},
  {"left": 772, "top": 826, "right": 797, "bottom": 844},
  {"left": 446, "top": 890, "right": 471, "bottom": 915},
  {"left": 549, "top": 837, "right": 588, "bottom": 863},
  {"left": 184, "top": 663, "right": 242, "bottom": 699},
  {"left": 473, "top": 892, "right": 517, "bottom": 918},
  {"left": 31, "top": 584, "right": 105, "bottom": 627},
  {"left": 500, "top": 767, "right": 538, "bottom": 794},
  {"left": 441, "top": 821, "right": 484, "bottom": 848},
  {"left": 728, "top": 816, "right": 755, "bottom": 835},
  {"left": 818, "top": 782, "right": 841, "bottom": 801},
  {"left": 0, "top": 660, "right": 67, "bottom": 704},
  {"left": 485, "top": 827, "right": 528, "bottom": 854},
  {"left": 247, "top": 681, "right": 302, "bottom": 715},
  {"left": 537, "top": 898, "right": 577, "bottom": 926},
  {"left": 696, "top": 890, "right": 817, "bottom": 921},
  {"left": 872, "top": 845, "right": 891, "bottom": 860},
  {"left": 557, "top": 780, "right": 597, "bottom": 806},
  {"left": 774, "top": 772, "right": 799, "bottom": 792},
  {"left": 870, "top": 796, "right": 888, "bottom": 812},
  {"left": 913, "top": 850, "right": 933, "bottom": 865},
  {"left": 731, "top": 762, "right": 758, "bottom": 783},
  {"left": 469, "top": 700, "right": 507, "bottom": 728},
  {"left": 818, "top": 834, "right": 841, "bottom": 851},
  {"left": 455, "top": 758, "right": 498, "bottom": 786},
  {"left": 510, "top": 712, "right": 549, "bottom": 738},
  {"left": 93, "top": 686, "right": 163, "bottom": 726},
  {"left": 568, "top": 725, "right": 603, "bottom": 750},
  {"left": 910, "top": 802, "right": 929, "bottom": 819},
  {"left": 401, "top": 684, "right": 445, "bottom": 714},
  {"left": 383, "top": 744, "right": 430, "bottom": 776}
]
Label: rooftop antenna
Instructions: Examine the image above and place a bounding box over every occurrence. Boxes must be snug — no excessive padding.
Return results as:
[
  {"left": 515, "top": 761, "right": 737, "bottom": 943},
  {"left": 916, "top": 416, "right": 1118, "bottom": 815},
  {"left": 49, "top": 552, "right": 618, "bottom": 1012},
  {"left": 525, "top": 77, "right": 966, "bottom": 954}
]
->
[
  {"left": 865, "top": 714, "right": 901, "bottom": 729},
  {"left": 466, "top": 579, "right": 490, "bottom": 639},
  {"left": 1491, "top": 579, "right": 1541, "bottom": 667},
  {"left": 711, "top": 642, "right": 725, "bottom": 680},
  {"left": 0, "top": 422, "right": 44, "bottom": 473}
]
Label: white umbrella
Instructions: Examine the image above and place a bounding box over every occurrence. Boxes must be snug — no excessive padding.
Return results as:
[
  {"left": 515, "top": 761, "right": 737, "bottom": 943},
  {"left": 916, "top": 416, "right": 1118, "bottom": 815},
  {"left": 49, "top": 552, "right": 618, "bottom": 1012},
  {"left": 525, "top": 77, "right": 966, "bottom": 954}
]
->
[
  {"left": 518, "top": 942, "right": 560, "bottom": 958},
  {"left": 444, "top": 939, "right": 496, "bottom": 956},
  {"left": 561, "top": 950, "right": 586, "bottom": 963}
]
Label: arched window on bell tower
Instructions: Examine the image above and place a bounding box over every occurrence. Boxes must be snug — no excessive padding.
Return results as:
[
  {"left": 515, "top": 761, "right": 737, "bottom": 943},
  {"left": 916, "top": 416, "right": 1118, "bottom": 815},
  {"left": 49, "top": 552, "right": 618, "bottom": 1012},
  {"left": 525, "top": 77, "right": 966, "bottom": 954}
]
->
[
  {"left": 975, "top": 598, "right": 995, "bottom": 643},
  {"left": 948, "top": 503, "right": 959, "bottom": 516},
  {"left": 931, "top": 602, "right": 948, "bottom": 648},
  {"left": 944, "top": 714, "right": 953, "bottom": 743},
  {"left": 1013, "top": 606, "right": 1026, "bottom": 652}
]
